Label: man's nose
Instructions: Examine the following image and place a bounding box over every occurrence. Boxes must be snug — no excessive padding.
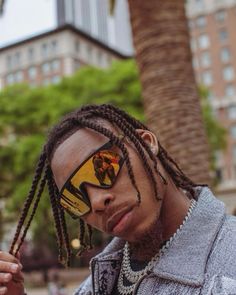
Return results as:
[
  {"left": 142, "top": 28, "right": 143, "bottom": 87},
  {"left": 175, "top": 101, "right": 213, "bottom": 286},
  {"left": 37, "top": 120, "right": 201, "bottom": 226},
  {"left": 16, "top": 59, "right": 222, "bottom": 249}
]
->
[{"left": 86, "top": 185, "right": 115, "bottom": 213}]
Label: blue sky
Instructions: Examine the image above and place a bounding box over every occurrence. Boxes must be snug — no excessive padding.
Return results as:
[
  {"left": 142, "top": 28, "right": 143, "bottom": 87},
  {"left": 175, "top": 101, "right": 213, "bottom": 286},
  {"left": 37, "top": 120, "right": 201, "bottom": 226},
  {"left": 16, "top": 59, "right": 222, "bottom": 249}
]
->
[{"left": 0, "top": 0, "right": 57, "bottom": 48}]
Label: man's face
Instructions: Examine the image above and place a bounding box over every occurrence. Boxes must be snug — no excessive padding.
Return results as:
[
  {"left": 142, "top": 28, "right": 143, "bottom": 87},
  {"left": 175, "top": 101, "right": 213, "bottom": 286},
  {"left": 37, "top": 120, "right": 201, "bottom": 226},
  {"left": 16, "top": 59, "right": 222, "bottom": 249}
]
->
[{"left": 51, "top": 127, "right": 166, "bottom": 243}]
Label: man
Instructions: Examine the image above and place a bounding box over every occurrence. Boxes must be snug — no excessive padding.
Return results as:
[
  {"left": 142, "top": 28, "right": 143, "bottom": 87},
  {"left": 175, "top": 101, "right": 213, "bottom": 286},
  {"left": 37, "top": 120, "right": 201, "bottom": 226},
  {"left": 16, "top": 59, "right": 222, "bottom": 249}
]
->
[{"left": 0, "top": 104, "right": 236, "bottom": 295}]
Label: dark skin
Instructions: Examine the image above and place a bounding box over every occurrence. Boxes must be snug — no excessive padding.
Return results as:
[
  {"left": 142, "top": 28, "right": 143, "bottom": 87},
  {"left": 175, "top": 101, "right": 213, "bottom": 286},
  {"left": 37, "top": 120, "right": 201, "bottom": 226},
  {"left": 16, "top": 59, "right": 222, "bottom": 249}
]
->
[
  {"left": 0, "top": 126, "right": 191, "bottom": 294},
  {"left": 51, "top": 127, "right": 191, "bottom": 261}
]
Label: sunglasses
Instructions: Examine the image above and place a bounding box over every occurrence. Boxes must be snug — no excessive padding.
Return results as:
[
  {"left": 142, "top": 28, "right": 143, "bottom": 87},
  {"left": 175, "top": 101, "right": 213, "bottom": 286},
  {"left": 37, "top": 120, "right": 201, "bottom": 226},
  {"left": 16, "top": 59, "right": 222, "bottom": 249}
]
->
[{"left": 59, "top": 140, "right": 125, "bottom": 218}]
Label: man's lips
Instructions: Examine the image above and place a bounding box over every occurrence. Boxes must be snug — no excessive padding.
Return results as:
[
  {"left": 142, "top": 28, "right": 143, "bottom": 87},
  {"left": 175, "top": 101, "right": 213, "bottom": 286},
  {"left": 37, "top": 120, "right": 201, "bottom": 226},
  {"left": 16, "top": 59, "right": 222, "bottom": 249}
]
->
[{"left": 106, "top": 205, "right": 134, "bottom": 233}]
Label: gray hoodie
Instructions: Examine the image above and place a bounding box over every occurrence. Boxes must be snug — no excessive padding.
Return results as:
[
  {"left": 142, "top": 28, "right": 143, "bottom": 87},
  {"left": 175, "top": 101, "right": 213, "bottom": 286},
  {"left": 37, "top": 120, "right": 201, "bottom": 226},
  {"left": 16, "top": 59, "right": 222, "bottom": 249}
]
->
[{"left": 74, "top": 187, "right": 236, "bottom": 294}]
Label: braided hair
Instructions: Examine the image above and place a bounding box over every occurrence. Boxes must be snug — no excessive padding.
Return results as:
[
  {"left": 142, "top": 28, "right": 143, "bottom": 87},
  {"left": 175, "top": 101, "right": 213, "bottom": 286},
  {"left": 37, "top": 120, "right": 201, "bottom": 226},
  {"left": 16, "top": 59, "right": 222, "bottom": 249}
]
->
[{"left": 9, "top": 104, "right": 205, "bottom": 266}]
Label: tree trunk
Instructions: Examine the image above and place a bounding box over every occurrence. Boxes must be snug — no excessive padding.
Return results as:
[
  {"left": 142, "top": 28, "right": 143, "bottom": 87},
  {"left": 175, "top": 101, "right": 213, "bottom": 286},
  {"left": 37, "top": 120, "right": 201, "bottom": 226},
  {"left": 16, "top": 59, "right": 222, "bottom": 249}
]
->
[{"left": 127, "top": 0, "right": 211, "bottom": 184}]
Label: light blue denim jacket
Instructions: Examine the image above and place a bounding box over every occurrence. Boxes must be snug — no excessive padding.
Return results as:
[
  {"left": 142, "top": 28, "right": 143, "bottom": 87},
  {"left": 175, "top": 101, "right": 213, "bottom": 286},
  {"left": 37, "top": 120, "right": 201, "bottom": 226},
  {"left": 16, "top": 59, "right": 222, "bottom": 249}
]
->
[{"left": 74, "top": 187, "right": 236, "bottom": 294}]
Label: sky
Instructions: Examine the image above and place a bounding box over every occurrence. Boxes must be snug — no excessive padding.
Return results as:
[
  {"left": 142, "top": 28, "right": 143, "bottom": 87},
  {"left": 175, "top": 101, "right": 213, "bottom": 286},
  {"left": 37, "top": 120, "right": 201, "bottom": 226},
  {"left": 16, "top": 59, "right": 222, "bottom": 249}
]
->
[{"left": 0, "top": 0, "right": 57, "bottom": 48}]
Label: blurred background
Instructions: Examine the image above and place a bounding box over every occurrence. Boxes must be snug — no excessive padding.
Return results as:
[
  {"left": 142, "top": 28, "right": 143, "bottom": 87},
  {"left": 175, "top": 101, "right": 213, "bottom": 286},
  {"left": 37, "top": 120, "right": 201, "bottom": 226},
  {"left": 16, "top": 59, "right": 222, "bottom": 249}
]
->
[{"left": 0, "top": 0, "right": 236, "bottom": 294}]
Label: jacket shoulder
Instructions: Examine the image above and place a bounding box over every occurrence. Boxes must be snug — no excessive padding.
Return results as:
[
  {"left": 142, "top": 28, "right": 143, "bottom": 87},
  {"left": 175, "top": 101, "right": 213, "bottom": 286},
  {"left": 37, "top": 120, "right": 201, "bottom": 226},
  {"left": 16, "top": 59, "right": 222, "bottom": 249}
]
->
[{"left": 206, "top": 214, "right": 236, "bottom": 278}]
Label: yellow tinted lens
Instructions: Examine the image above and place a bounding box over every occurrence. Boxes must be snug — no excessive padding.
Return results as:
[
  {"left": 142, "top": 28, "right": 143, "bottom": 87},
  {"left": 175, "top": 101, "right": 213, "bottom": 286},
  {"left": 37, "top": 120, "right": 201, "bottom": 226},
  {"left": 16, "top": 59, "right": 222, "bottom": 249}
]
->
[
  {"left": 71, "top": 150, "right": 121, "bottom": 188},
  {"left": 60, "top": 188, "right": 90, "bottom": 216}
]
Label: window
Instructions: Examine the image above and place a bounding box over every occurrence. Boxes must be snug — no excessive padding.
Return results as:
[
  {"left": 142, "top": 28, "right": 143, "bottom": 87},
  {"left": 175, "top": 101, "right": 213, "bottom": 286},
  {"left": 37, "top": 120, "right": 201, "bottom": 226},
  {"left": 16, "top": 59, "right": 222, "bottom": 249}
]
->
[
  {"left": 223, "top": 66, "right": 235, "bottom": 81},
  {"left": 198, "top": 34, "right": 210, "bottom": 49},
  {"left": 51, "top": 75, "right": 61, "bottom": 84},
  {"left": 41, "top": 43, "right": 49, "bottom": 58},
  {"left": 220, "top": 48, "right": 231, "bottom": 63},
  {"left": 51, "top": 40, "right": 58, "bottom": 54},
  {"left": 225, "top": 85, "right": 236, "bottom": 97},
  {"left": 15, "top": 71, "right": 24, "bottom": 82},
  {"left": 100, "top": 53, "right": 108, "bottom": 67},
  {"left": 215, "top": 10, "right": 227, "bottom": 22},
  {"left": 51, "top": 60, "right": 60, "bottom": 72},
  {"left": 200, "top": 51, "right": 211, "bottom": 68},
  {"left": 14, "top": 52, "right": 21, "bottom": 68},
  {"left": 192, "top": 57, "right": 199, "bottom": 69},
  {"left": 190, "top": 38, "right": 197, "bottom": 52},
  {"left": 196, "top": 16, "right": 206, "bottom": 28},
  {"left": 41, "top": 62, "right": 50, "bottom": 75},
  {"left": 228, "top": 105, "right": 236, "bottom": 120},
  {"left": 86, "top": 44, "right": 92, "bottom": 59},
  {"left": 6, "top": 56, "right": 12, "bottom": 71},
  {"left": 231, "top": 125, "right": 236, "bottom": 138},
  {"left": 219, "top": 29, "right": 228, "bottom": 42},
  {"left": 28, "top": 67, "right": 37, "bottom": 80},
  {"left": 195, "top": 0, "right": 204, "bottom": 9},
  {"left": 202, "top": 71, "right": 213, "bottom": 86},
  {"left": 28, "top": 48, "right": 34, "bottom": 61}
]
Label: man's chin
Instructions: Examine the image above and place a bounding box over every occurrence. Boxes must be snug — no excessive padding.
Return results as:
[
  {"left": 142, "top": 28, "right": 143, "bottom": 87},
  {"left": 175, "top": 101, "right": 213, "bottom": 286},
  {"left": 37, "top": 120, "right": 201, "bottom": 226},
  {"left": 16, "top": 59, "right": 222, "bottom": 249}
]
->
[{"left": 127, "top": 218, "right": 164, "bottom": 258}]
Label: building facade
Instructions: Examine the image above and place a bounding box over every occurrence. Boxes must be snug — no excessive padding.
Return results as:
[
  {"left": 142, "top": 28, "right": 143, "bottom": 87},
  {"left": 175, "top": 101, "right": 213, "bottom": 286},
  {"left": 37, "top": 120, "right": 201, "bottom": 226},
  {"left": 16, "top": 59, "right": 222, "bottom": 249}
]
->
[
  {"left": 56, "top": 0, "right": 133, "bottom": 55},
  {"left": 186, "top": 0, "right": 236, "bottom": 210},
  {"left": 0, "top": 25, "right": 128, "bottom": 89}
]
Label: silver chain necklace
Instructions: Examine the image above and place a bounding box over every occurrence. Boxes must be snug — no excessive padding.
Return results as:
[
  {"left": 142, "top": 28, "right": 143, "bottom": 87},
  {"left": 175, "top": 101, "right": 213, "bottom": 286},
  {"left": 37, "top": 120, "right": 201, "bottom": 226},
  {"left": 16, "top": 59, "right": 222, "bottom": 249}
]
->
[{"left": 117, "top": 199, "right": 197, "bottom": 295}]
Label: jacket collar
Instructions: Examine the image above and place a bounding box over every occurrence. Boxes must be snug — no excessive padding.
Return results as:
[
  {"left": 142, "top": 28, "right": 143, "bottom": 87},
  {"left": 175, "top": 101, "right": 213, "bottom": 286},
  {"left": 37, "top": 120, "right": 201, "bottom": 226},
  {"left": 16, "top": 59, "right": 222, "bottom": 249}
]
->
[{"left": 91, "top": 187, "right": 226, "bottom": 289}]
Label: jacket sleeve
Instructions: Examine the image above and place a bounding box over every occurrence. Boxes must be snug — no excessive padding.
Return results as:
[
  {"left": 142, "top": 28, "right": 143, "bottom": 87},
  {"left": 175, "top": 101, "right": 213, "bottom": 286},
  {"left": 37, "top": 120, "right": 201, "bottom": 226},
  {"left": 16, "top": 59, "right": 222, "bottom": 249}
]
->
[
  {"left": 205, "top": 274, "right": 236, "bottom": 295},
  {"left": 73, "top": 275, "right": 93, "bottom": 295}
]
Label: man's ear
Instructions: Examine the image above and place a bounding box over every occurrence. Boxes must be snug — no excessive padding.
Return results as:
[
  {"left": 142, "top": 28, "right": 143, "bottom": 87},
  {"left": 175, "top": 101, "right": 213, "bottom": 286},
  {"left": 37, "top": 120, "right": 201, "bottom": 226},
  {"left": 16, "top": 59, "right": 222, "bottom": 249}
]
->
[{"left": 136, "top": 129, "right": 159, "bottom": 155}]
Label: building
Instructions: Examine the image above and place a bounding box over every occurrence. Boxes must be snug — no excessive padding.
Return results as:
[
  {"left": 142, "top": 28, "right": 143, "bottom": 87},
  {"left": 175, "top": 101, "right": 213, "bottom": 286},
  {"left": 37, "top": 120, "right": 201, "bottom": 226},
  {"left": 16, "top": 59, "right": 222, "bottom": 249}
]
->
[
  {"left": 57, "top": 0, "right": 133, "bottom": 55},
  {"left": 0, "top": 0, "right": 133, "bottom": 55},
  {"left": 0, "top": 24, "right": 128, "bottom": 89},
  {"left": 186, "top": 0, "right": 236, "bottom": 211}
]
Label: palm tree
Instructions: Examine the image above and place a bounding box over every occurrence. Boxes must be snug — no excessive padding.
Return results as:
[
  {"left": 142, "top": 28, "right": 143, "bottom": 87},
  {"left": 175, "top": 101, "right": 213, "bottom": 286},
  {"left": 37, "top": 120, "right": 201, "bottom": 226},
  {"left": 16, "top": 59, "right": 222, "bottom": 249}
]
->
[{"left": 116, "top": 0, "right": 211, "bottom": 184}]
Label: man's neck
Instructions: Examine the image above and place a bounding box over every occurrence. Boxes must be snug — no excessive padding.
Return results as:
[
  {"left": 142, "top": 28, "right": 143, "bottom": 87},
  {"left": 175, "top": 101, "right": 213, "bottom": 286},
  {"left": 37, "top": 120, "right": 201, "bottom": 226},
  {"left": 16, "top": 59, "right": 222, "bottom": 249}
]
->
[
  {"left": 129, "top": 188, "right": 192, "bottom": 262},
  {"left": 129, "top": 219, "right": 164, "bottom": 261}
]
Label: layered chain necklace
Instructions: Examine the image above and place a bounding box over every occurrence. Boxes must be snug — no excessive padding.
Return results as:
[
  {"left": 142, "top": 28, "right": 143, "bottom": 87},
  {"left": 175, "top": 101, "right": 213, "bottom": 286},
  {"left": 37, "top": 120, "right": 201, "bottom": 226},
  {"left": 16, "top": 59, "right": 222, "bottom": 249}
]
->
[{"left": 117, "top": 199, "right": 197, "bottom": 295}]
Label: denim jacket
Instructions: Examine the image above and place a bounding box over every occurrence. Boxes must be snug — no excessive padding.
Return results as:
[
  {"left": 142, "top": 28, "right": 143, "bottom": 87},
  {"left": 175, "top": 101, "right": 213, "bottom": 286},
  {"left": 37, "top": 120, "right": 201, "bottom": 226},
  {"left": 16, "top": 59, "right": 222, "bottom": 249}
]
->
[{"left": 74, "top": 187, "right": 236, "bottom": 294}]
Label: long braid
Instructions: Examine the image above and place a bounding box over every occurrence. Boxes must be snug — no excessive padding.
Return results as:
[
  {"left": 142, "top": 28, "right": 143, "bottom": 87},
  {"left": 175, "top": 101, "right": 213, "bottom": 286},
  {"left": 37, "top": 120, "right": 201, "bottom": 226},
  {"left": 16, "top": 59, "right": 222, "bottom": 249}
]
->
[
  {"left": 51, "top": 178, "right": 72, "bottom": 267},
  {"left": 87, "top": 224, "right": 93, "bottom": 250},
  {"left": 9, "top": 152, "right": 47, "bottom": 255},
  {"left": 58, "top": 207, "right": 72, "bottom": 267},
  {"left": 15, "top": 168, "right": 48, "bottom": 255},
  {"left": 46, "top": 167, "right": 65, "bottom": 264},
  {"left": 77, "top": 219, "right": 86, "bottom": 257}
]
